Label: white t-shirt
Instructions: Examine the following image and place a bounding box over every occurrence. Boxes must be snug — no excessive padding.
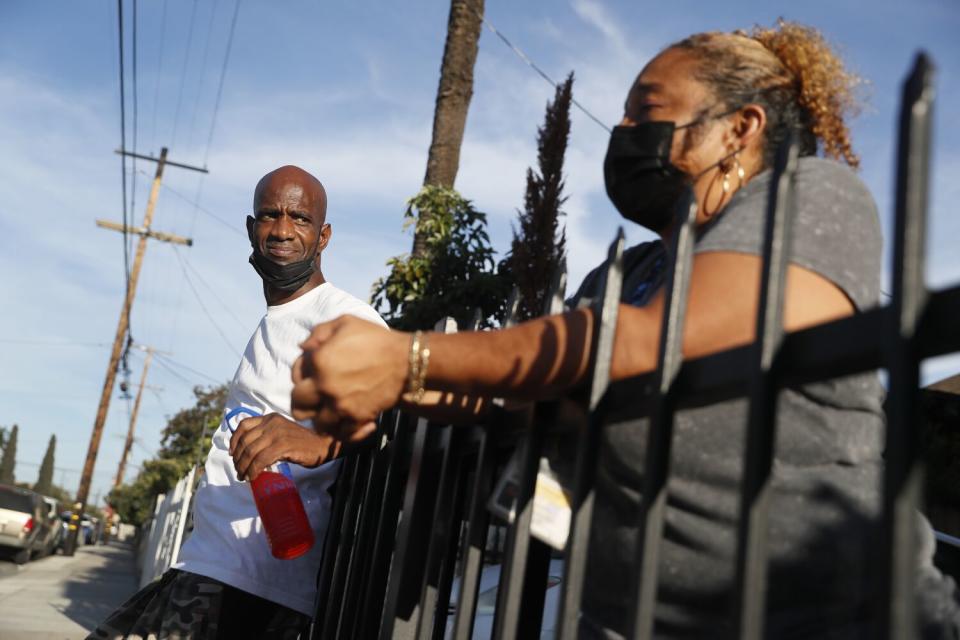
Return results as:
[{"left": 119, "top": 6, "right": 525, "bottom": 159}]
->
[{"left": 175, "top": 282, "right": 385, "bottom": 615}]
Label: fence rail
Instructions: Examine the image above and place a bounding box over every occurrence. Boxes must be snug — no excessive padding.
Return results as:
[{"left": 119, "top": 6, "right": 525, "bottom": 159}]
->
[{"left": 310, "top": 52, "right": 956, "bottom": 639}]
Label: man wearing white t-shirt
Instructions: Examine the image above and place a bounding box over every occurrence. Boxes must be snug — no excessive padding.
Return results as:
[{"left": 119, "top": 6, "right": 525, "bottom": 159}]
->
[{"left": 89, "top": 165, "right": 384, "bottom": 640}]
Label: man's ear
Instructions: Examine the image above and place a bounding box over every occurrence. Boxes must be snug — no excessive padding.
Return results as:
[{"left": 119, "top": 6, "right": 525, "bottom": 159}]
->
[
  {"left": 246, "top": 215, "right": 257, "bottom": 243},
  {"left": 317, "top": 223, "right": 332, "bottom": 253}
]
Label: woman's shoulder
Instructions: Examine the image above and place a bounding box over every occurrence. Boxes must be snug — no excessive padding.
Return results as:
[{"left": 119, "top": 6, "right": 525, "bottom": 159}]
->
[
  {"left": 698, "top": 155, "right": 883, "bottom": 311},
  {"left": 703, "top": 155, "right": 880, "bottom": 241},
  {"left": 736, "top": 156, "right": 876, "bottom": 215}
]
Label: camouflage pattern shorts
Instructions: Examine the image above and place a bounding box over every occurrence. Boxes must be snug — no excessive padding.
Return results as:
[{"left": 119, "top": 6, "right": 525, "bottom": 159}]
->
[{"left": 86, "top": 569, "right": 310, "bottom": 640}]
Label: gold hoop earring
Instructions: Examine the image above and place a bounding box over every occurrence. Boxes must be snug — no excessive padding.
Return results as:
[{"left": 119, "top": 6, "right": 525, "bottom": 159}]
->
[{"left": 703, "top": 169, "right": 725, "bottom": 219}]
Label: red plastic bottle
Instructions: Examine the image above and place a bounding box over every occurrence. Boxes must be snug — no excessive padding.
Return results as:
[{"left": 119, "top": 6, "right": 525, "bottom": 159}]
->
[
  {"left": 251, "top": 466, "right": 315, "bottom": 560},
  {"left": 225, "top": 407, "right": 315, "bottom": 560}
]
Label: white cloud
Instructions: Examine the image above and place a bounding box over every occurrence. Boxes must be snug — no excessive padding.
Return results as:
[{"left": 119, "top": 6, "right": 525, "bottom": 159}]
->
[{"left": 570, "top": 0, "right": 633, "bottom": 62}]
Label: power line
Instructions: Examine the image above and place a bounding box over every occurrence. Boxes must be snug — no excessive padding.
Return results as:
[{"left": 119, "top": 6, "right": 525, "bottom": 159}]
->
[
  {"left": 131, "top": 437, "right": 155, "bottom": 459},
  {"left": 130, "top": 0, "right": 139, "bottom": 239},
  {"left": 148, "top": 385, "right": 173, "bottom": 417},
  {"left": 152, "top": 353, "right": 207, "bottom": 390},
  {"left": 18, "top": 461, "right": 125, "bottom": 477},
  {"left": 150, "top": 0, "right": 169, "bottom": 154},
  {"left": 186, "top": 0, "right": 221, "bottom": 149},
  {"left": 171, "top": 246, "right": 249, "bottom": 333},
  {"left": 0, "top": 339, "right": 111, "bottom": 348},
  {"left": 117, "top": 0, "right": 132, "bottom": 336},
  {"left": 170, "top": 245, "right": 242, "bottom": 359},
  {"left": 203, "top": 0, "right": 242, "bottom": 167},
  {"left": 153, "top": 351, "right": 223, "bottom": 385},
  {"left": 474, "top": 9, "right": 611, "bottom": 133},
  {"left": 170, "top": 0, "right": 200, "bottom": 148},
  {"left": 154, "top": 356, "right": 223, "bottom": 390},
  {"left": 136, "top": 168, "right": 244, "bottom": 236}
]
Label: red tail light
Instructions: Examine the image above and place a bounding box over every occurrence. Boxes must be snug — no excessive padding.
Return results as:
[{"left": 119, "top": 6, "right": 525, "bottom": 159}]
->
[{"left": 22, "top": 517, "right": 34, "bottom": 532}]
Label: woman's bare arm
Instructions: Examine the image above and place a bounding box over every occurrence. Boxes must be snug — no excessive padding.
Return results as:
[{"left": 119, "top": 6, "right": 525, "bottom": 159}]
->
[{"left": 292, "top": 252, "right": 854, "bottom": 436}]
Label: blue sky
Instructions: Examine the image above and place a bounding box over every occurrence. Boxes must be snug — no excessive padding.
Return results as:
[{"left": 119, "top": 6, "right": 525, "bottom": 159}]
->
[{"left": 1, "top": 0, "right": 958, "bottom": 506}]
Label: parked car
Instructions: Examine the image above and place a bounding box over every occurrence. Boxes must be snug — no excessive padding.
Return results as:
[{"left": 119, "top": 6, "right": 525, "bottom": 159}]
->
[
  {"left": 0, "top": 485, "right": 54, "bottom": 564},
  {"left": 39, "top": 497, "right": 63, "bottom": 555},
  {"left": 59, "top": 511, "right": 99, "bottom": 546}
]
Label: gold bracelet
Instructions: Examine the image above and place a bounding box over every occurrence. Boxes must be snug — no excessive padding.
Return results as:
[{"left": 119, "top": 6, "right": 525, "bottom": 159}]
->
[
  {"left": 406, "top": 330, "right": 431, "bottom": 403},
  {"left": 407, "top": 331, "right": 422, "bottom": 397},
  {"left": 415, "top": 337, "right": 430, "bottom": 404}
]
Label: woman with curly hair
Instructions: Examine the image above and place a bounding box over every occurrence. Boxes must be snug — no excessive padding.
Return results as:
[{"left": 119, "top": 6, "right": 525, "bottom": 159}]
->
[{"left": 267, "top": 20, "right": 960, "bottom": 638}]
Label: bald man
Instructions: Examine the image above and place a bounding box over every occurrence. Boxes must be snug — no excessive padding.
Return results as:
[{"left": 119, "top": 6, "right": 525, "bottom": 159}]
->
[{"left": 89, "top": 166, "right": 385, "bottom": 640}]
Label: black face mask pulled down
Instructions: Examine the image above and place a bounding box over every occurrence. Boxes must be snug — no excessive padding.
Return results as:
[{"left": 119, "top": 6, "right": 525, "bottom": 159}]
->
[
  {"left": 603, "top": 120, "right": 693, "bottom": 233},
  {"left": 246, "top": 215, "right": 318, "bottom": 293}
]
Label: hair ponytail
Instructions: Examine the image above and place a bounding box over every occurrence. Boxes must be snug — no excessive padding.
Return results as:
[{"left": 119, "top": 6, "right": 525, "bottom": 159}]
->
[{"left": 672, "top": 20, "right": 863, "bottom": 168}]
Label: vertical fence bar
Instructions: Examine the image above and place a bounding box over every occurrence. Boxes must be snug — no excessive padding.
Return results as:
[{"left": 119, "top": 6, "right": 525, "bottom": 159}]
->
[
  {"left": 490, "top": 417, "right": 547, "bottom": 640},
  {"left": 491, "top": 263, "right": 568, "bottom": 640},
  {"left": 880, "top": 52, "right": 935, "bottom": 640},
  {"left": 628, "top": 192, "right": 699, "bottom": 639},
  {"left": 379, "top": 318, "right": 460, "bottom": 639},
  {"left": 379, "top": 417, "right": 443, "bottom": 639},
  {"left": 310, "top": 452, "right": 356, "bottom": 639},
  {"left": 416, "top": 403, "right": 469, "bottom": 636},
  {"left": 333, "top": 447, "right": 379, "bottom": 639},
  {"left": 430, "top": 457, "right": 474, "bottom": 640},
  {"left": 731, "top": 135, "right": 800, "bottom": 640},
  {"left": 452, "top": 425, "right": 497, "bottom": 640},
  {"left": 340, "top": 433, "right": 399, "bottom": 639},
  {"left": 414, "top": 423, "right": 463, "bottom": 640},
  {"left": 556, "top": 229, "right": 625, "bottom": 640},
  {"left": 357, "top": 413, "right": 417, "bottom": 640},
  {"left": 316, "top": 451, "right": 367, "bottom": 638}
]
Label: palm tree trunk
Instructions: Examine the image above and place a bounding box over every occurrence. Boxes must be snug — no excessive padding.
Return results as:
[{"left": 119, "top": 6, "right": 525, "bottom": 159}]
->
[{"left": 412, "top": 0, "right": 484, "bottom": 258}]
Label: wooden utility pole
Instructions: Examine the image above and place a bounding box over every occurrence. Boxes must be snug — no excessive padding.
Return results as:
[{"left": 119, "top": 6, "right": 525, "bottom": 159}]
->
[
  {"left": 113, "top": 345, "right": 162, "bottom": 488},
  {"left": 64, "top": 147, "right": 206, "bottom": 556},
  {"left": 411, "top": 0, "right": 484, "bottom": 258}
]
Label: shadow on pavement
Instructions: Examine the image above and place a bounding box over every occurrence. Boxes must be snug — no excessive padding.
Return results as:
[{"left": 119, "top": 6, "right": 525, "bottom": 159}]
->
[{"left": 58, "top": 543, "right": 139, "bottom": 633}]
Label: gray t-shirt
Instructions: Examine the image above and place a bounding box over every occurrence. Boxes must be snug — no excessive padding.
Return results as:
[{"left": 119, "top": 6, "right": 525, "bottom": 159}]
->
[{"left": 580, "top": 157, "right": 890, "bottom": 638}]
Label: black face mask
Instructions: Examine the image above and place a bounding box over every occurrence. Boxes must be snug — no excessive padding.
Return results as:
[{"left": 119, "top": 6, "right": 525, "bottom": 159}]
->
[
  {"left": 603, "top": 120, "right": 697, "bottom": 232},
  {"left": 246, "top": 215, "right": 319, "bottom": 293}
]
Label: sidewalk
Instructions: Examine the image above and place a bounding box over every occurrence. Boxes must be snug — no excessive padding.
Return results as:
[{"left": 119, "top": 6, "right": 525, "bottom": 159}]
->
[{"left": 0, "top": 543, "right": 138, "bottom": 640}]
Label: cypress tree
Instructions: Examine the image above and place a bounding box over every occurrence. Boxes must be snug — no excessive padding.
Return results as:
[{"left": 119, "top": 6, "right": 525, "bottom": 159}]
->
[
  {"left": 0, "top": 424, "right": 18, "bottom": 485},
  {"left": 35, "top": 434, "right": 55, "bottom": 495},
  {"left": 501, "top": 72, "right": 573, "bottom": 321}
]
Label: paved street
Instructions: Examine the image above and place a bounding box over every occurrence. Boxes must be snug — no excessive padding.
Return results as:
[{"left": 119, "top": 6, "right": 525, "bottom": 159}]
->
[{"left": 0, "top": 543, "right": 138, "bottom": 640}]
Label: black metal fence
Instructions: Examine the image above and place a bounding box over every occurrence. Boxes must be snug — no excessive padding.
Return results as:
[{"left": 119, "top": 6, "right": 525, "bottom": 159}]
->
[{"left": 309, "top": 53, "right": 959, "bottom": 639}]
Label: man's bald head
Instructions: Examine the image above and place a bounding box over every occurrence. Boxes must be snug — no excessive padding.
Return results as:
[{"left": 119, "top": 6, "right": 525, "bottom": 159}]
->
[{"left": 253, "top": 165, "right": 327, "bottom": 226}]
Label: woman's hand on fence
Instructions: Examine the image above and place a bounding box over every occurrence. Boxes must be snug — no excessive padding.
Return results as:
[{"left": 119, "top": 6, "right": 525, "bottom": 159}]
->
[
  {"left": 229, "top": 413, "right": 341, "bottom": 482},
  {"left": 291, "top": 315, "right": 408, "bottom": 440}
]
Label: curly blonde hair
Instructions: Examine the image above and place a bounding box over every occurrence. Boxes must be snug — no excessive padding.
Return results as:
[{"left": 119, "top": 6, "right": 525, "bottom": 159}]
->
[{"left": 671, "top": 20, "right": 863, "bottom": 168}]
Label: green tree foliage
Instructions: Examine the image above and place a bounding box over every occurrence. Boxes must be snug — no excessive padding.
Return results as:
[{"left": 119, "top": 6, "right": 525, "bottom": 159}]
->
[
  {"left": 372, "top": 185, "right": 509, "bottom": 330},
  {"left": 157, "top": 385, "right": 229, "bottom": 473},
  {"left": 499, "top": 73, "right": 572, "bottom": 321},
  {"left": 0, "top": 424, "right": 18, "bottom": 485},
  {"left": 108, "top": 459, "right": 186, "bottom": 526},
  {"left": 108, "top": 384, "right": 227, "bottom": 526},
  {"left": 43, "top": 483, "right": 73, "bottom": 505},
  {"left": 34, "top": 434, "right": 55, "bottom": 495}
]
